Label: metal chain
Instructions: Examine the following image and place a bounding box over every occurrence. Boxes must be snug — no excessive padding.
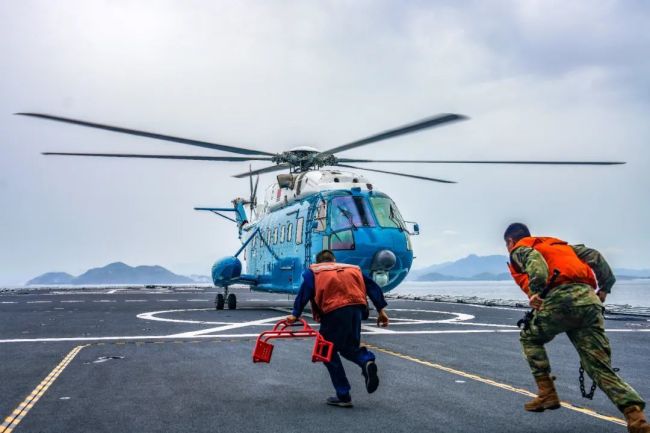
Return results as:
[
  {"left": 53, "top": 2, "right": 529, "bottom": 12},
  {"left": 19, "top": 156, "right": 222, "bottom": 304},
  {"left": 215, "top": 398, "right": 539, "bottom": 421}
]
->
[
  {"left": 578, "top": 365, "right": 597, "bottom": 399},
  {"left": 579, "top": 365, "right": 620, "bottom": 399}
]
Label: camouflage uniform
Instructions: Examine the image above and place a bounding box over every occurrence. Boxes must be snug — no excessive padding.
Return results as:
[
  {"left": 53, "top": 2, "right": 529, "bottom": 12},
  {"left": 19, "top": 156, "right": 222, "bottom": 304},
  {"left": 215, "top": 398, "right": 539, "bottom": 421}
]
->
[{"left": 513, "top": 244, "right": 645, "bottom": 411}]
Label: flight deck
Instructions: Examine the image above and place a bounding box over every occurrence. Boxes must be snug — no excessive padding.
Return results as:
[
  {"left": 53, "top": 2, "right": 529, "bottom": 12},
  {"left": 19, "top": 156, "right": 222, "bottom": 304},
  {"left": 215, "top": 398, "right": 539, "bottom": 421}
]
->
[{"left": 1, "top": 286, "right": 648, "bottom": 433}]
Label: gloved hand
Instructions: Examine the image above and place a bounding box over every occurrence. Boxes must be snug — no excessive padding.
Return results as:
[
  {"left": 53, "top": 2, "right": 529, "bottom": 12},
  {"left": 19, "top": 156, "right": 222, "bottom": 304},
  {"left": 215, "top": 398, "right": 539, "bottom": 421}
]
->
[
  {"left": 597, "top": 291, "right": 608, "bottom": 303},
  {"left": 286, "top": 315, "right": 298, "bottom": 324},
  {"left": 377, "top": 309, "right": 389, "bottom": 327}
]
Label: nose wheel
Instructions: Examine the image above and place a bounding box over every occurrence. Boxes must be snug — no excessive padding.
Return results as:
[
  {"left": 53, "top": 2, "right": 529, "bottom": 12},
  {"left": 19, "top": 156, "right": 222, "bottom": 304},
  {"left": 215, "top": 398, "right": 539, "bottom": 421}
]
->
[{"left": 215, "top": 288, "right": 237, "bottom": 310}]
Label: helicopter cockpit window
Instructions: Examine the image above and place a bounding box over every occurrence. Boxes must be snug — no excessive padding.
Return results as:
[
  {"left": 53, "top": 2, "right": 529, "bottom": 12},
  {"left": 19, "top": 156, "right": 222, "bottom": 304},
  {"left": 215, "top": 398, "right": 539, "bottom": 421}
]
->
[
  {"left": 314, "top": 200, "right": 327, "bottom": 232},
  {"left": 330, "top": 229, "right": 354, "bottom": 250},
  {"left": 369, "top": 196, "right": 405, "bottom": 229},
  {"left": 329, "top": 196, "right": 376, "bottom": 231}
]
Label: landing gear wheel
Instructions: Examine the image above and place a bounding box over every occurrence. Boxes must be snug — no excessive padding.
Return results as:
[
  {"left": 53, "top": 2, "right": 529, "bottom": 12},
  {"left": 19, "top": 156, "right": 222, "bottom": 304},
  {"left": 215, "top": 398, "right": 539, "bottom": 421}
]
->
[
  {"left": 227, "top": 294, "right": 237, "bottom": 310},
  {"left": 216, "top": 294, "right": 225, "bottom": 310}
]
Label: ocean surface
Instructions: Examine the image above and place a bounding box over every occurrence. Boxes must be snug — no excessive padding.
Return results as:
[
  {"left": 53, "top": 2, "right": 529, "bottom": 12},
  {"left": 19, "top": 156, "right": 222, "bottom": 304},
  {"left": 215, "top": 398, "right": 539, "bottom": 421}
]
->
[{"left": 394, "top": 279, "right": 650, "bottom": 308}]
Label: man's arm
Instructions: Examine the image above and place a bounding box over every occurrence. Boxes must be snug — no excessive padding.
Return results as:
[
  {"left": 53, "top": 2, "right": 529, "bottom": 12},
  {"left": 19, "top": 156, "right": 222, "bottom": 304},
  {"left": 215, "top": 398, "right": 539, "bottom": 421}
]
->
[
  {"left": 511, "top": 246, "right": 549, "bottom": 309},
  {"left": 572, "top": 244, "right": 616, "bottom": 293},
  {"left": 362, "top": 275, "right": 389, "bottom": 327},
  {"left": 511, "top": 246, "right": 549, "bottom": 295},
  {"left": 287, "top": 270, "right": 315, "bottom": 322}
]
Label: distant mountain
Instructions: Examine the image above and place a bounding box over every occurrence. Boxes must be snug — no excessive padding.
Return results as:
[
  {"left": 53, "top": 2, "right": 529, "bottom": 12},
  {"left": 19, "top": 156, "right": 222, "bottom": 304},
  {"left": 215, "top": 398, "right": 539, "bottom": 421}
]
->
[
  {"left": 188, "top": 274, "right": 212, "bottom": 284},
  {"left": 410, "top": 254, "right": 509, "bottom": 281},
  {"left": 614, "top": 268, "right": 650, "bottom": 278},
  {"left": 27, "top": 262, "right": 193, "bottom": 285},
  {"left": 26, "top": 272, "right": 75, "bottom": 285},
  {"left": 411, "top": 254, "right": 650, "bottom": 281}
]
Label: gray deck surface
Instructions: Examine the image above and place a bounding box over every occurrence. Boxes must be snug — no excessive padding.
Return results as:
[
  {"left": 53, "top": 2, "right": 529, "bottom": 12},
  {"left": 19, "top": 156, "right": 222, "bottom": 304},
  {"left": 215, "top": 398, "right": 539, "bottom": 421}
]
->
[{"left": 1, "top": 286, "right": 648, "bottom": 432}]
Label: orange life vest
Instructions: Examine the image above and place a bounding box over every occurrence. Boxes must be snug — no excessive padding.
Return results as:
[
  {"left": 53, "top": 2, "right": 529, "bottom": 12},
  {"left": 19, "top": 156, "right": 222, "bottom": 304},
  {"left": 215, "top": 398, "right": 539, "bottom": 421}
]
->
[
  {"left": 309, "top": 262, "right": 367, "bottom": 321},
  {"left": 508, "top": 237, "right": 597, "bottom": 297}
]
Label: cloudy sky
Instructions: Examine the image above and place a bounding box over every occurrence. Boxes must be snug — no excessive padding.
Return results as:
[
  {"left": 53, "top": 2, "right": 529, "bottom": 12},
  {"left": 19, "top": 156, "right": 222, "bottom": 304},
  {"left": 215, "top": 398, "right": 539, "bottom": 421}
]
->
[{"left": 1, "top": 0, "right": 649, "bottom": 285}]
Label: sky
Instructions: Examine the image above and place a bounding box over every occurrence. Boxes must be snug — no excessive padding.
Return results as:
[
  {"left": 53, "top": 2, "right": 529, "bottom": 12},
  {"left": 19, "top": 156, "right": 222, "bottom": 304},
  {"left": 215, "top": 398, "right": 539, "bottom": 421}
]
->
[{"left": 1, "top": 0, "right": 649, "bottom": 285}]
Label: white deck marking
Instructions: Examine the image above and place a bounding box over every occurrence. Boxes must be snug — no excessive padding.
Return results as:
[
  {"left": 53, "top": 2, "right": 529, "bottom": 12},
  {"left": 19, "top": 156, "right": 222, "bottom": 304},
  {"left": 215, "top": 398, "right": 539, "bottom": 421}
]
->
[
  {"left": 137, "top": 308, "right": 232, "bottom": 325},
  {"left": 1, "top": 301, "right": 17, "bottom": 304},
  {"left": 1, "top": 328, "right": 648, "bottom": 344},
  {"left": 187, "top": 299, "right": 210, "bottom": 302},
  {"left": 27, "top": 301, "right": 51, "bottom": 304},
  {"left": 158, "top": 299, "right": 179, "bottom": 302},
  {"left": 168, "top": 315, "right": 287, "bottom": 337},
  {"left": 61, "top": 300, "right": 84, "bottom": 303},
  {"left": 93, "top": 300, "right": 115, "bottom": 303},
  {"left": 125, "top": 299, "right": 147, "bottom": 302}
]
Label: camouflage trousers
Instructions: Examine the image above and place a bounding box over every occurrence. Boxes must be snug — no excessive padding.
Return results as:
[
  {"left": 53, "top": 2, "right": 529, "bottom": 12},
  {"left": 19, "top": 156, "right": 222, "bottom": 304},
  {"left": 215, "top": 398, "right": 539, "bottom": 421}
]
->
[{"left": 520, "top": 304, "right": 645, "bottom": 412}]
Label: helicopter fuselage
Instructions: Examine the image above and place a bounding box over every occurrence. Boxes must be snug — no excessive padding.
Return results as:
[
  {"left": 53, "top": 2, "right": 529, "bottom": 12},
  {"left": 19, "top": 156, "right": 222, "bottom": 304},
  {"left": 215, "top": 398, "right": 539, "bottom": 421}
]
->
[{"left": 211, "top": 170, "right": 416, "bottom": 294}]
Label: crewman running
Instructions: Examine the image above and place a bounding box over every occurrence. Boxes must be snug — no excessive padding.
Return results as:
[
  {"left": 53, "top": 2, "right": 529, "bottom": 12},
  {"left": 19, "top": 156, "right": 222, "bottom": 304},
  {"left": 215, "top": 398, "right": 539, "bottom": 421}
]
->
[
  {"left": 504, "top": 223, "right": 649, "bottom": 433},
  {"left": 286, "top": 249, "right": 390, "bottom": 408}
]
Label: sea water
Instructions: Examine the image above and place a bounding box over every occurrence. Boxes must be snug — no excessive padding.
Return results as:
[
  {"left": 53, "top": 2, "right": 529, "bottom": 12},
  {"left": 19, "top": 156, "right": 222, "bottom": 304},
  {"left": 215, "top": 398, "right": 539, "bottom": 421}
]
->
[{"left": 394, "top": 279, "right": 650, "bottom": 308}]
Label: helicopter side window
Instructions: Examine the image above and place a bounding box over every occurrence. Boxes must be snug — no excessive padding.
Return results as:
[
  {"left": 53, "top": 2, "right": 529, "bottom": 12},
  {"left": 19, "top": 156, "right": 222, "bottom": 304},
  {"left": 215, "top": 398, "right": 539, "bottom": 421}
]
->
[
  {"left": 273, "top": 227, "right": 278, "bottom": 244},
  {"left": 266, "top": 229, "right": 271, "bottom": 245},
  {"left": 314, "top": 200, "right": 327, "bottom": 232},
  {"left": 369, "top": 196, "right": 405, "bottom": 229},
  {"left": 280, "top": 225, "right": 286, "bottom": 243},
  {"left": 330, "top": 196, "right": 376, "bottom": 231},
  {"left": 295, "top": 218, "right": 304, "bottom": 245},
  {"left": 287, "top": 223, "right": 293, "bottom": 242}
]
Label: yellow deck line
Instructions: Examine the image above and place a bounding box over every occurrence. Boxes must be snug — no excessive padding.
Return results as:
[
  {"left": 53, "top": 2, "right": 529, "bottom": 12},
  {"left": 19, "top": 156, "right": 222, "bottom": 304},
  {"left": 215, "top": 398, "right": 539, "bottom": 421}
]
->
[
  {"left": 364, "top": 343, "right": 626, "bottom": 427},
  {"left": 0, "top": 345, "right": 86, "bottom": 433}
]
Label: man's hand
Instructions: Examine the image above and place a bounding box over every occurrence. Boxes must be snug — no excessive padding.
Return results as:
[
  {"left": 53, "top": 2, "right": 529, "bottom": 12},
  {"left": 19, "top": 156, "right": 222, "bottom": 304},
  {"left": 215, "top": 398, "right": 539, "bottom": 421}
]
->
[
  {"left": 377, "top": 309, "right": 389, "bottom": 328},
  {"left": 597, "top": 291, "right": 608, "bottom": 303},
  {"left": 286, "top": 315, "right": 298, "bottom": 324},
  {"left": 529, "top": 294, "right": 543, "bottom": 310}
]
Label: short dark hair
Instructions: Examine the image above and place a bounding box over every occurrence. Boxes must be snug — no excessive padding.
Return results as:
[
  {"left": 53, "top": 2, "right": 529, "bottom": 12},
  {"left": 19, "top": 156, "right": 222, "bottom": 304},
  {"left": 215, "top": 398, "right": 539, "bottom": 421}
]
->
[
  {"left": 316, "top": 249, "right": 336, "bottom": 263},
  {"left": 504, "top": 222, "right": 531, "bottom": 242}
]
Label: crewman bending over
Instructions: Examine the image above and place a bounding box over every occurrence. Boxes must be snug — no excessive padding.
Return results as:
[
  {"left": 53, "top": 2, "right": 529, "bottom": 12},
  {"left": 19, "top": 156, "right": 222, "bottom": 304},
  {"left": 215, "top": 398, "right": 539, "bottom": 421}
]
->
[
  {"left": 287, "top": 249, "right": 389, "bottom": 408},
  {"left": 505, "top": 222, "right": 649, "bottom": 433}
]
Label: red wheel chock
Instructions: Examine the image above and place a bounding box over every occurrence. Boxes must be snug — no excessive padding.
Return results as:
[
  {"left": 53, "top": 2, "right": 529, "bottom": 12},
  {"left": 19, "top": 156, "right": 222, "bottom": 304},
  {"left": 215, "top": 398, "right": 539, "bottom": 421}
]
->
[{"left": 252, "top": 318, "right": 334, "bottom": 363}]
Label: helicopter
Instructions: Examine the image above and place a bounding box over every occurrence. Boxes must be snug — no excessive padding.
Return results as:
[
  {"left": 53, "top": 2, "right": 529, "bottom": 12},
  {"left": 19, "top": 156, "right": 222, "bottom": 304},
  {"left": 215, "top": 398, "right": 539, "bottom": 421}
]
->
[{"left": 16, "top": 112, "right": 624, "bottom": 309}]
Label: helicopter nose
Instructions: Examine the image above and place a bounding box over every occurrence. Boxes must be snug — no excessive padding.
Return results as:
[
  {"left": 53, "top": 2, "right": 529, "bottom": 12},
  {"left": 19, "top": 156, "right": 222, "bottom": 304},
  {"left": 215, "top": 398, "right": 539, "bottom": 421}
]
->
[{"left": 371, "top": 249, "right": 397, "bottom": 271}]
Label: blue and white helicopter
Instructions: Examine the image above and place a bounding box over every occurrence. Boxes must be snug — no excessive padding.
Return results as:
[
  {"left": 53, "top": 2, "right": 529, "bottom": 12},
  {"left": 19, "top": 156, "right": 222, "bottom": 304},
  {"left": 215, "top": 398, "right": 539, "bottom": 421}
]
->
[{"left": 18, "top": 112, "right": 623, "bottom": 309}]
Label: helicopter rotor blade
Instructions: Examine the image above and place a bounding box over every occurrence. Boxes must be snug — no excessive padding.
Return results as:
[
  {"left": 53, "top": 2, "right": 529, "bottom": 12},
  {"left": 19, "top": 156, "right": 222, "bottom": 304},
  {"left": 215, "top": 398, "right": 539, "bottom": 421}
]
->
[
  {"left": 17, "top": 113, "right": 275, "bottom": 156},
  {"left": 252, "top": 175, "right": 260, "bottom": 205},
  {"left": 232, "top": 164, "right": 291, "bottom": 178},
  {"left": 41, "top": 152, "right": 273, "bottom": 161},
  {"left": 249, "top": 164, "right": 254, "bottom": 197},
  {"left": 337, "top": 158, "right": 626, "bottom": 165},
  {"left": 335, "top": 163, "right": 456, "bottom": 184},
  {"left": 322, "top": 113, "right": 467, "bottom": 155}
]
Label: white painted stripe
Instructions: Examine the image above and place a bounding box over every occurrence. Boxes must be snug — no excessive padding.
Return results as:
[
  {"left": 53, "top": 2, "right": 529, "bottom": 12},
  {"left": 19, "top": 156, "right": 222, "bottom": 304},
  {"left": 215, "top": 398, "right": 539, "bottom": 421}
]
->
[
  {"left": 0, "top": 328, "right": 649, "bottom": 344},
  {"left": 158, "top": 299, "right": 179, "bottom": 302},
  {"left": 93, "top": 300, "right": 115, "bottom": 303},
  {"left": 187, "top": 299, "right": 210, "bottom": 302},
  {"left": 168, "top": 315, "right": 287, "bottom": 337},
  {"left": 1, "top": 301, "right": 17, "bottom": 304},
  {"left": 61, "top": 300, "right": 84, "bottom": 303},
  {"left": 27, "top": 301, "right": 51, "bottom": 304},
  {"left": 125, "top": 299, "right": 147, "bottom": 302},
  {"left": 0, "top": 334, "right": 261, "bottom": 343}
]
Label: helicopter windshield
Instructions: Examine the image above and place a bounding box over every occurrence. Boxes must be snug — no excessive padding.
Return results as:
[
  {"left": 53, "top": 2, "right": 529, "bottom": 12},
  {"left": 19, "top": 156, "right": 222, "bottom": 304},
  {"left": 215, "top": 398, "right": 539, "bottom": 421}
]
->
[
  {"left": 330, "top": 196, "right": 376, "bottom": 231},
  {"left": 369, "top": 196, "right": 405, "bottom": 229}
]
